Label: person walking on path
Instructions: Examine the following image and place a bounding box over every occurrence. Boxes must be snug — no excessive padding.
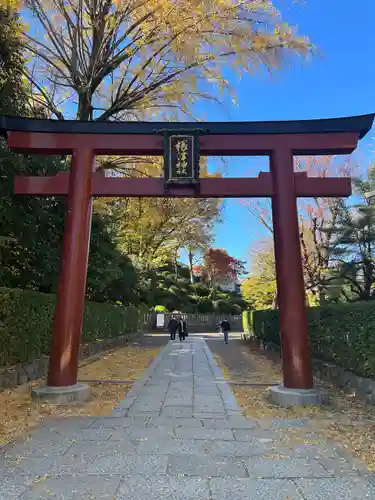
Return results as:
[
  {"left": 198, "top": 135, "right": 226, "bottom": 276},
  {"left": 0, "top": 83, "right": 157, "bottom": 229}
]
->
[
  {"left": 168, "top": 315, "right": 178, "bottom": 341},
  {"left": 219, "top": 318, "right": 231, "bottom": 344},
  {"left": 178, "top": 316, "right": 188, "bottom": 341}
]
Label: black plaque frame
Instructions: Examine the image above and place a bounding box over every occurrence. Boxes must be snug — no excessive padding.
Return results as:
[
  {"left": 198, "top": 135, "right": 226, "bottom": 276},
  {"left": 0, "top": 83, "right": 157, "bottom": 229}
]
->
[{"left": 163, "top": 132, "right": 200, "bottom": 188}]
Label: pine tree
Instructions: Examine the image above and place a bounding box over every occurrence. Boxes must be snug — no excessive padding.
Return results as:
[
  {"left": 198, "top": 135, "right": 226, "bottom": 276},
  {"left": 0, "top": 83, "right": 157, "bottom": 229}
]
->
[{"left": 323, "top": 170, "right": 375, "bottom": 302}]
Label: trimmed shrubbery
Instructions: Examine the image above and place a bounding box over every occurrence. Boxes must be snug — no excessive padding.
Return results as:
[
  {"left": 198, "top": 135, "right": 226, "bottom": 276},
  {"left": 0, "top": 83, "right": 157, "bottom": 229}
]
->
[
  {"left": 253, "top": 302, "right": 375, "bottom": 379},
  {"left": 0, "top": 287, "right": 145, "bottom": 367}
]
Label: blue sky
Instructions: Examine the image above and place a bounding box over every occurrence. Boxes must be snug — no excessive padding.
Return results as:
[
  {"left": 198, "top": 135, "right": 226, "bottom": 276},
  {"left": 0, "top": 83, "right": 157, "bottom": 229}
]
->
[{"left": 188, "top": 0, "right": 375, "bottom": 270}]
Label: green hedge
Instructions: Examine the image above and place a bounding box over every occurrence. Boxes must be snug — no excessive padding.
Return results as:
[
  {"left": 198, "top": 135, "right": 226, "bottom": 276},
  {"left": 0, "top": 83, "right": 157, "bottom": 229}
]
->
[
  {"left": 0, "top": 287, "right": 145, "bottom": 367},
  {"left": 253, "top": 302, "right": 375, "bottom": 379}
]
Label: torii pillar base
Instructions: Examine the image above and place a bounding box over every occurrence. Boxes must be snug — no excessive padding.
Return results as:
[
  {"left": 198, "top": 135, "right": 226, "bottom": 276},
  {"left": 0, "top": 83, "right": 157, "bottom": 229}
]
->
[
  {"left": 31, "top": 383, "right": 90, "bottom": 405},
  {"left": 270, "top": 385, "right": 328, "bottom": 408}
]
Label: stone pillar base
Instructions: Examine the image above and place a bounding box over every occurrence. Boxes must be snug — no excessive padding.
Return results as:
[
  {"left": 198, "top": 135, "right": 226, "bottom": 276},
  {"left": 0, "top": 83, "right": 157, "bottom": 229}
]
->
[
  {"left": 31, "top": 383, "right": 90, "bottom": 405},
  {"left": 270, "top": 384, "right": 328, "bottom": 407}
]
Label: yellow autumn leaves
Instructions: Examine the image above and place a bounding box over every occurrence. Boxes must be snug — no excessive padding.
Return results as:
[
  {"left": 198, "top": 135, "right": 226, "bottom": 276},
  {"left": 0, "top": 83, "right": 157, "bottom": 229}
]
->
[{"left": 20, "top": 0, "right": 311, "bottom": 120}]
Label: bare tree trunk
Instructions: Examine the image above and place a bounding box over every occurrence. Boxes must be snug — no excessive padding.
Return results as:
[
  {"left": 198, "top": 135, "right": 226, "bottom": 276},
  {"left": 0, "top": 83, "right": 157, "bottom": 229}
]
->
[
  {"left": 188, "top": 249, "right": 194, "bottom": 283},
  {"left": 174, "top": 250, "right": 179, "bottom": 278},
  {"left": 77, "top": 93, "right": 92, "bottom": 120},
  {"left": 318, "top": 287, "right": 326, "bottom": 305},
  {"left": 272, "top": 292, "right": 278, "bottom": 309}
]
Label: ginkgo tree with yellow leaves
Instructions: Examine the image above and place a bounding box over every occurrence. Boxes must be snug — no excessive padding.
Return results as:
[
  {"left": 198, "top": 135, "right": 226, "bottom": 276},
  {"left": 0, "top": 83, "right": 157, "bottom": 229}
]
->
[
  {"left": 22, "top": 0, "right": 311, "bottom": 120},
  {"left": 1, "top": 0, "right": 314, "bottom": 314},
  {"left": 95, "top": 155, "right": 221, "bottom": 271}
]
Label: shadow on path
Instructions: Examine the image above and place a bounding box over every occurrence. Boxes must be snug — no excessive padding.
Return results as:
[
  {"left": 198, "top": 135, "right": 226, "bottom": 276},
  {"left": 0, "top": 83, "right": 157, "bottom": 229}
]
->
[{"left": 205, "top": 337, "right": 260, "bottom": 381}]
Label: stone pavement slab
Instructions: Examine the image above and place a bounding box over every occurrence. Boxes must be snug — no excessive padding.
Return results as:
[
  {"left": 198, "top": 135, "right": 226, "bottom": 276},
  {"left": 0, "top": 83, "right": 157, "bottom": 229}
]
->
[
  {"left": 210, "top": 478, "right": 303, "bottom": 500},
  {"left": 297, "top": 478, "right": 375, "bottom": 499},
  {"left": 116, "top": 475, "right": 210, "bottom": 500},
  {"left": 20, "top": 475, "right": 123, "bottom": 499},
  {"left": 1, "top": 335, "right": 375, "bottom": 499}
]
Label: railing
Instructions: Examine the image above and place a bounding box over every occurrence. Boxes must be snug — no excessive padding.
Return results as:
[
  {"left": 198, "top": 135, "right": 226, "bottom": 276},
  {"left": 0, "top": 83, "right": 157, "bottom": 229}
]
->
[{"left": 143, "top": 312, "right": 243, "bottom": 332}]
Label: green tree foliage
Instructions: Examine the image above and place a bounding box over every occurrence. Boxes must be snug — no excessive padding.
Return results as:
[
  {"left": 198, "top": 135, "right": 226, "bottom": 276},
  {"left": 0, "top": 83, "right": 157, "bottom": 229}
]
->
[
  {"left": 111, "top": 194, "right": 219, "bottom": 271},
  {"left": 95, "top": 157, "right": 221, "bottom": 274},
  {"left": 246, "top": 156, "right": 359, "bottom": 306},
  {"left": 246, "top": 156, "right": 355, "bottom": 305},
  {"left": 241, "top": 238, "right": 333, "bottom": 309},
  {"left": 0, "top": 3, "right": 66, "bottom": 287},
  {"left": 297, "top": 157, "right": 354, "bottom": 304},
  {"left": 245, "top": 163, "right": 375, "bottom": 307},
  {"left": 241, "top": 276, "right": 276, "bottom": 310},
  {"left": 139, "top": 261, "right": 245, "bottom": 313},
  {"left": 0, "top": 149, "right": 66, "bottom": 291},
  {"left": 0, "top": 141, "right": 139, "bottom": 302},
  {"left": 0, "top": 1, "right": 27, "bottom": 115},
  {"left": 241, "top": 243, "right": 277, "bottom": 310},
  {"left": 322, "top": 168, "right": 375, "bottom": 302},
  {"left": 0, "top": 2, "right": 138, "bottom": 302}
]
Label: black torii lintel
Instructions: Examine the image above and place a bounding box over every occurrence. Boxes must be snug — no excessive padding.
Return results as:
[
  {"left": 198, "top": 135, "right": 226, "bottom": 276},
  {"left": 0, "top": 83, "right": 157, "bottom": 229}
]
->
[{"left": 0, "top": 113, "right": 374, "bottom": 139}]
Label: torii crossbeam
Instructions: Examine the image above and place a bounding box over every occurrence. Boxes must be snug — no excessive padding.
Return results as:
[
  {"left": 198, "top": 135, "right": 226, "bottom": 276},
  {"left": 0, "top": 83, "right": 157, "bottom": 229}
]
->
[
  {"left": 2, "top": 113, "right": 374, "bottom": 406},
  {"left": 14, "top": 171, "right": 351, "bottom": 198}
]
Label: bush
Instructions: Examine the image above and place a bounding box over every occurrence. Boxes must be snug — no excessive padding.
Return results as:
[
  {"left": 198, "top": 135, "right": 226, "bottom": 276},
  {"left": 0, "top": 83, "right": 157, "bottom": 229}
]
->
[
  {"left": 0, "top": 287, "right": 146, "bottom": 367},
  {"left": 168, "top": 285, "right": 184, "bottom": 296},
  {"left": 253, "top": 302, "right": 375, "bottom": 379},
  {"left": 154, "top": 305, "right": 168, "bottom": 313},
  {"left": 189, "top": 283, "right": 210, "bottom": 297},
  {"left": 197, "top": 297, "right": 213, "bottom": 313},
  {"left": 213, "top": 299, "right": 241, "bottom": 315}
]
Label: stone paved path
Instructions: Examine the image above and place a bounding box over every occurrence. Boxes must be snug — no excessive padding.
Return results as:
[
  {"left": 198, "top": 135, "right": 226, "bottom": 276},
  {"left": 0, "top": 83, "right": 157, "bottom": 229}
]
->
[{"left": 1, "top": 336, "right": 375, "bottom": 499}]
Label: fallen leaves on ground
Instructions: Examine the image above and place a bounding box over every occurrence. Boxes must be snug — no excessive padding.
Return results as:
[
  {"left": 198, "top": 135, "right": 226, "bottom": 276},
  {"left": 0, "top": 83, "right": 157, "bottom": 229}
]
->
[
  {"left": 78, "top": 342, "right": 159, "bottom": 381},
  {"left": 0, "top": 342, "right": 160, "bottom": 448},
  {"left": 215, "top": 346, "right": 375, "bottom": 472}
]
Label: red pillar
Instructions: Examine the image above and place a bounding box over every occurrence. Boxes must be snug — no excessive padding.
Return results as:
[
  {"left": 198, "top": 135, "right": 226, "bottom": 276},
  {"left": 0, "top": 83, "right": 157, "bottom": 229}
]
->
[
  {"left": 270, "top": 147, "right": 313, "bottom": 389},
  {"left": 47, "top": 149, "right": 94, "bottom": 387}
]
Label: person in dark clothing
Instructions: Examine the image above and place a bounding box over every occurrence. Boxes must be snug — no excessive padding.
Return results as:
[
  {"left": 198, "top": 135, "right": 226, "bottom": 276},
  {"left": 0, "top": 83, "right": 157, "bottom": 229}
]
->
[
  {"left": 219, "top": 319, "right": 231, "bottom": 344},
  {"left": 168, "top": 316, "right": 178, "bottom": 341},
  {"left": 178, "top": 317, "right": 188, "bottom": 341}
]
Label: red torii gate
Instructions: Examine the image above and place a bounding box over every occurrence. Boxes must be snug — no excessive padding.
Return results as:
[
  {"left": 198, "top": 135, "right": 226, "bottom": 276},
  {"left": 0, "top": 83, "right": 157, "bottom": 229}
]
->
[{"left": 2, "top": 113, "right": 374, "bottom": 405}]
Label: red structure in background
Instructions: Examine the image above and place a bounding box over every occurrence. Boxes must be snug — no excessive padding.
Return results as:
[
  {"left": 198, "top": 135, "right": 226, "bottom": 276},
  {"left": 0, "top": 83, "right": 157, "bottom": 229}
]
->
[{"left": 1, "top": 113, "right": 374, "bottom": 394}]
